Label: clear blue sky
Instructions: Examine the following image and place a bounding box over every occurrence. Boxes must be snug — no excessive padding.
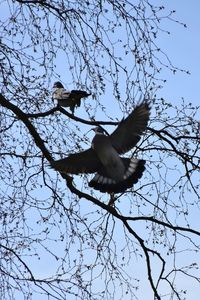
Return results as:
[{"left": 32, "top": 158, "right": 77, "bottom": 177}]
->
[
  {"left": 156, "top": 1, "right": 200, "bottom": 110},
  {"left": 54, "top": 2, "right": 200, "bottom": 299},
  {"left": 1, "top": 1, "right": 200, "bottom": 300},
  {"left": 140, "top": 3, "right": 200, "bottom": 298},
  {"left": 38, "top": 2, "right": 200, "bottom": 298}
]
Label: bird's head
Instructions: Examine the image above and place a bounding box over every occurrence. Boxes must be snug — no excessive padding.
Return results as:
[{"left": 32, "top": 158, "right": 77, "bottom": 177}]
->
[
  {"left": 53, "top": 81, "right": 64, "bottom": 89},
  {"left": 92, "top": 126, "right": 109, "bottom": 136}
]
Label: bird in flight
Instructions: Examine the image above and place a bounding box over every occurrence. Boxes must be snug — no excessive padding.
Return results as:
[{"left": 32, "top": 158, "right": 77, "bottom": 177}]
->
[
  {"left": 52, "top": 81, "right": 91, "bottom": 113},
  {"left": 51, "top": 100, "right": 151, "bottom": 193}
]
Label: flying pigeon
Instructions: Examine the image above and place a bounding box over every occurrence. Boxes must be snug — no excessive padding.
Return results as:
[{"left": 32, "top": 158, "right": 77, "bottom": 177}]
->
[
  {"left": 52, "top": 81, "right": 91, "bottom": 113},
  {"left": 51, "top": 100, "right": 151, "bottom": 193}
]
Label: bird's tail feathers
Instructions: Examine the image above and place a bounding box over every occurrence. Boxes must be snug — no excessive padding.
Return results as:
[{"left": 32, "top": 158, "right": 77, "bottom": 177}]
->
[{"left": 89, "top": 157, "right": 145, "bottom": 193}]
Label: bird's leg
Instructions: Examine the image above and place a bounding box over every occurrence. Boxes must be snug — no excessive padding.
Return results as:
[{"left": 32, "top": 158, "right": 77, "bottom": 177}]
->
[{"left": 108, "top": 192, "right": 116, "bottom": 206}]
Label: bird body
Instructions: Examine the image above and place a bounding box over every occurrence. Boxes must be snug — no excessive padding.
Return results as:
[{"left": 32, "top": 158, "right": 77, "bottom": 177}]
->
[
  {"left": 51, "top": 100, "right": 151, "bottom": 193},
  {"left": 92, "top": 129, "right": 125, "bottom": 181},
  {"left": 52, "top": 81, "right": 91, "bottom": 113}
]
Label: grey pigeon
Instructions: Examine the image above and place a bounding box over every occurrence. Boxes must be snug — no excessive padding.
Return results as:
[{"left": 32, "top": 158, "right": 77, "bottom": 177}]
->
[
  {"left": 52, "top": 81, "right": 91, "bottom": 113},
  {"left": 51, "top": 100, "right": 151, "bottom": 193}
]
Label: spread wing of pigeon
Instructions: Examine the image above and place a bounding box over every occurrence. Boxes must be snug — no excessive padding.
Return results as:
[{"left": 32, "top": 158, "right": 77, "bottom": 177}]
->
[
  {"left": 51, "top": 100, "right": 151, "bottom": 193},
  {"left": 52, "top": 81, "right": 91, "bottom": 113}
]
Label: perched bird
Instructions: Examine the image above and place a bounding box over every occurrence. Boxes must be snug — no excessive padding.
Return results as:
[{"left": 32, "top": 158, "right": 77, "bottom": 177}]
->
[
  {"left": 51, "top": 100, "right": 151, "bottom": 193},
  {"left": 52, "top": 81, "right": 91, "bottom": 113}
]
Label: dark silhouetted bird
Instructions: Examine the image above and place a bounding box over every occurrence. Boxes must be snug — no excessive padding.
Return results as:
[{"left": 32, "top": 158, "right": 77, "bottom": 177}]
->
[
  {"left": 52, "top": 81, "right": 91, "bottom": 113},
  {"left": 51, "top": 100, "right": 151, "bottom": 193}
]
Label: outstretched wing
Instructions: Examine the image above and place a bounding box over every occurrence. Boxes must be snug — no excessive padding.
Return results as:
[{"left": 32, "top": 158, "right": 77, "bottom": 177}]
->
[
  {"left": 51, "top": 148, "right": 101, "bottom": 174},
  {"left": 110, "top": 100, "right": 151, "bottom": 154}
]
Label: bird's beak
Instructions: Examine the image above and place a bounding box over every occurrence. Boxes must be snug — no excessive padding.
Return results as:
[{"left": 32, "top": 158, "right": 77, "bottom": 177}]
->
[{"left": 87, "top": 128, "right": 95, "bottom": 133}]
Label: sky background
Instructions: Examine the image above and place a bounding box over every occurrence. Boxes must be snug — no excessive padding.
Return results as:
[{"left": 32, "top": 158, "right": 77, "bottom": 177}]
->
[
  {"left": 1, "top": 1, "right": 200, "bottom": 300},
  {"left": 143, "top": 3, "right": 200, "bottom": 298},
  {"left": 55, "top": 2, "right": 200, "bottom": 299},
  {"left": 41, "top": 2, "right": 200, "bottom": 299},
  {"left": 155, "top": 1, "right": 200, "bottom": 110}
]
